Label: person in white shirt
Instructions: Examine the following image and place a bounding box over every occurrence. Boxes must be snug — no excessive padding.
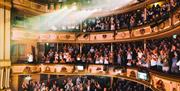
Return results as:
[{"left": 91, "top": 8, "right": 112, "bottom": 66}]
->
[
  {"left": 137, "top": 49, "right": 143, "bottom": 66},
  {"left": 65, "top": 79, "right": 74, "bottom": 91},
  {"left": 150, "top": 53, "right": 158, "bottom": 69},
  {"left": 104, "top": 55, "right": 109, "bottom": 64},
  {"left": 95, "top": 55, "right": 100, "bottom": 64},
  {"left": 99, "top": 56, "right": 104, "bottom": 64},
  {"left": 27, "top": 53, "right": 33, "bottom": 63},
  {"left": 76, "top": 54, "right": 81, "bottom": 63},
  {"left": 138, "top": 50, "right": 143, "bottom": 60},
  {"left": 127, "top": 49, "right": 132, "bottom": 60},
  {"left": 127, "top": 49, "right": 132, "bottom": 66},
  {"left": 90, "top": 47, "right": 94, "bottom": 53},
  {"left": 162, "top": 53, "right": 169, "bottom": 73},
  {"left": 157, "top": 52, "right": 163, "bottom": 71},
  {"left": 176, "top": 60, "right": 180, "bottom": 71},
  {"left": 117, "top": 53, "right": 122, "bottom": 65}
]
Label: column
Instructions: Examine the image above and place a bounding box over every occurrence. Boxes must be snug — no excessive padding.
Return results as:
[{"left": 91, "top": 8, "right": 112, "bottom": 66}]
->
[
  {"left": 4, "top": 67, "right": 10, "bottom": 88},
  {"left": 80, "top": 44, "right": 83, "bottom": 54},
  {"left": 0, "top": 68, "right": 4, "bottom": 89},
  {"left": 144, "top": 39, "right": 146, "bottom": 50},
  {"left": 49, "top": 3, "right": 54, "bottom": 12},
  {"left": 55, "top": 3, "right": 60, "bottom": 10},
  {"left": 57, "top": 43, "right": 59, "bottom": 51},
  {"left": 144, "top": 7, "right": 147, "bottom": 22},
  {"left": 110, "top": 77, "right": 113, "bottom": 90},
  {"left": 80, "top": 22, "right": 83, "bottom": 32},
  {"left": 169, "top": 0, "right": 173, "bottom": 26},
  {"left": 170, "top": 11, "right": 174, "bottom": 26},
  {"left": 0, "top": 1, "right": 5, "bottom": 89},
  {"left": 45, "top": 4, "right": 48, "bottom": 12},
  {"left": 111, "top": 43, "right": 113, "bottom": 52},
  {"left": 0, "top": 1, "right": 5, "bottom": 61},
  {"left": 0, "top": 0, "right": 11, "bottom": 90}
]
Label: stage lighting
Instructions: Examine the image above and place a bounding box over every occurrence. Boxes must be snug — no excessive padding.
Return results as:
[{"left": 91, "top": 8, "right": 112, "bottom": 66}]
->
[
  {"left": 51, "top": 25, "right": 57, "bottom": 31},
  {"left": 72, "top": 5, "right": 77, "bottom": 10},
  {"left": 63, "top": 6, "right": 68, "bottom": 9}
]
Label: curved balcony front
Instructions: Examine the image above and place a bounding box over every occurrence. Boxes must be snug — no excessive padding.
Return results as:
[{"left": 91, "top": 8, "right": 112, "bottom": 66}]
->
[
  {"left": 11, "top": 8, "right": 180, "bottom": 43},
  {"left": 11, "top": 64, "right": 180, "bottom": 91}
]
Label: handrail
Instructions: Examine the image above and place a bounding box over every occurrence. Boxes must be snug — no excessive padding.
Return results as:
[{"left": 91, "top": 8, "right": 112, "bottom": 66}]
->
[
  {"left": 11, "top": 64, "right": 161, "bottom": 91},
  {"left": 11, "top": 63, "right": 180, "bottom": 79},
  {"left": 11, "top": 63, "right": 180, "bottom": 90},
  {"left": 150, "top": 70, "right": 180, "bottom": 82},
  {"left": 11, "top": 15, "right": 180, "bottom": 43},
  {"left": 11, "top": 5, "right": 179, "bottom": 43}
]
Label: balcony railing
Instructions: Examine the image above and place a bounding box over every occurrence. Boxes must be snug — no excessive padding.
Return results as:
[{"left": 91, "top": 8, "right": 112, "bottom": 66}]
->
[
  {"left": 11, "top": 8, "right": 180, "bottom": 43},
  {"left": 11, "top": 64, "right": 180, "bottom": 91},
  {"left": 13, "top": 0, "right": 48, "bottom": 13}
]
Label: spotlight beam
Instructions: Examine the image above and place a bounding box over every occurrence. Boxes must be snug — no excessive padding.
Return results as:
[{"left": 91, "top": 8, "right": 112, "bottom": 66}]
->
[{"left": 21, "top": 0, "right": 137, "bottom": 32}]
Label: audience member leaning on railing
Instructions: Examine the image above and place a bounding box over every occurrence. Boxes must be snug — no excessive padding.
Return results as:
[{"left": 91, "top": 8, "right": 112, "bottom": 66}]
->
[
  {"left": 34, "top": 35, "right": 180, "bottom": 75},
  {"left": 81, "top": 0, "right": 179, "bottom": 32}
]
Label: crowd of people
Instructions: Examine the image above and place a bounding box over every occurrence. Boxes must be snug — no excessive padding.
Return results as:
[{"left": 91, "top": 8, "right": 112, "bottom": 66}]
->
[
  {"left": 13, "top": 0, "right": 180, "bottom": 32},
  {"left": 21, "top": 76, "right": 108, "bottom": 91},
  {"left": 81, "top": 0, "right": 179, "bottom": 32},
  {"left": 21, "top": 75, "right": 152, "bottom": 91},
  {"left": 113, "top": 78, "right": 152, "bottom": 91},
  {"left": 42, "top": 0, "right": 180, "bottom": 32},
  {"left": 36, "top": 35, "right": 180, "bottom": 74}
]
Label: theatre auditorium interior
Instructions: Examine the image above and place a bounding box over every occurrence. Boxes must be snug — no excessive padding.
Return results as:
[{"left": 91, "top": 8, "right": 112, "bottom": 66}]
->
[{"left": 0, "top": 0, "right": 180, "bottom": 91}]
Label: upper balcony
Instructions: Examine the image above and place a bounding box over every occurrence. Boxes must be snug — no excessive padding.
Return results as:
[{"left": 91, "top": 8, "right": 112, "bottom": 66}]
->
[
  {"left": 11, "top": 7, "right": 180, "bottom": 43},
  {"left": 11, "top": 0, "right": 180, "bottom": 35}
]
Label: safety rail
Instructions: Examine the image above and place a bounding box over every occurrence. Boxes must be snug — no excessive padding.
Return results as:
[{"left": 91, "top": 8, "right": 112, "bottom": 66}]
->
[{"left": 11, "top": 64, "right": 180, "bottom": 91}]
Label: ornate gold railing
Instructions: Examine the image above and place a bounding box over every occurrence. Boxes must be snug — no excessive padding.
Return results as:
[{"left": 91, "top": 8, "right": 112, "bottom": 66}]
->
[
  {"left": 11, "top": 64, "right": 180, "bottom": 91},
  {"left": 11, "top": 9, "right": 180, "bottom": 43},
  {"left": 13, "top": 0, "right": 48, "bottom": 14}
]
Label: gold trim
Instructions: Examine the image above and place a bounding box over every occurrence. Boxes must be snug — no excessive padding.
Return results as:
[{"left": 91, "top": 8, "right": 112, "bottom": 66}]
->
[
  {"left": 0, "top": 60, "right": 11, "bottom": 67},
  {"left": 27, "top": 23, "right": 180, "bottom": 43},
  {"left": 11, "top": 64, "right": 180, "bottom": 85}
]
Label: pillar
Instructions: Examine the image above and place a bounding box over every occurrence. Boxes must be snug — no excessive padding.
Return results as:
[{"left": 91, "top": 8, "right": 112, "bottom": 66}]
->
[
  {"left": 144, "top": 7, "right": 147, "bottom": 22},
  {"left": 169, "top": 0, "right": 174, "bottom": 26},
  {"left": 55, "top": 3, "right": 60, "bottom": 10},
  {"left": 110, "top": 77, "right": 113, "bottom": 90},
  {"left": 45, "top": 4, "right": 48, "bottom": 12},
  {"left": 49, "top": 3, "right": 54, "bottom": 12},
  {"left": 0, "top": 0, "right": 11, "bottom": 90},
  {"left": 170, "top": 11, "right": 174, "bottom": 26},
  {"left": 80, "top": 44, "right": 83, "bottom": 54},
  {"left": 0, "top": 68, "right": 4, "bottom": 89},
  {"left": 144, "top": 39, "right": 146, "bottom": 50},
  {"left": 57, "top": 43, "right": 59, "bottom": 51},
  {"left": 111, "top": 43, "right": 113, "bottom": 52}
]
